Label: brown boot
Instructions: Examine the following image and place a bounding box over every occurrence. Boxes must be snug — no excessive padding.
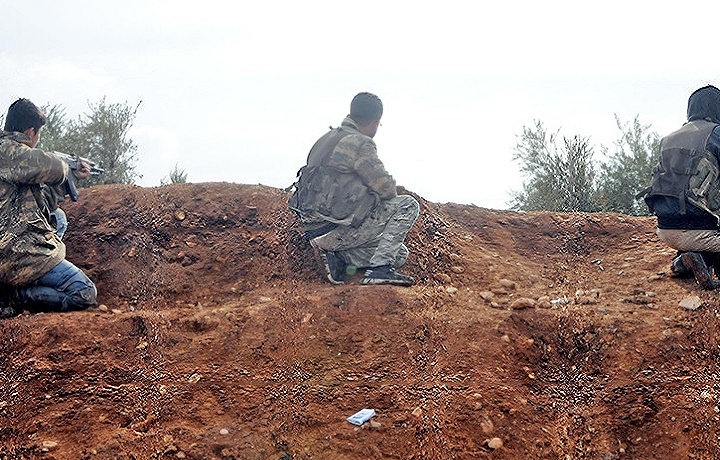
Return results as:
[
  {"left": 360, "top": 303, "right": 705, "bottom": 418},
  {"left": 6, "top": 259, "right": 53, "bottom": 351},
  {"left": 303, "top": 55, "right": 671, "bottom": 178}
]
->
[{"left": 680, "top": 252, "right": 720, "bottom": 290}]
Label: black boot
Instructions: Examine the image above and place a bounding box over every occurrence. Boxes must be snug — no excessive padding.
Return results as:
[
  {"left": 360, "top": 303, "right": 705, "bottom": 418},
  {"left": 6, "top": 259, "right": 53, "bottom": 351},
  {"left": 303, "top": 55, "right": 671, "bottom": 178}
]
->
[
  {"left": 680, "top": 252, "right": 720, "bottom": 290},
  {"left": 701, "top": 252, "right": 720, "bottom": 280},
  {"left": 320, "top": 250, "right": 347, "bottom": 285},
  {"left": 309, "top": 239, "right": 347, "bottom": 284},
  {"left": 0, "top": 284, "right": 18, "bottom": 319},
  {"left": 671, "top": 251, "right": 691, "bottom": 277}
]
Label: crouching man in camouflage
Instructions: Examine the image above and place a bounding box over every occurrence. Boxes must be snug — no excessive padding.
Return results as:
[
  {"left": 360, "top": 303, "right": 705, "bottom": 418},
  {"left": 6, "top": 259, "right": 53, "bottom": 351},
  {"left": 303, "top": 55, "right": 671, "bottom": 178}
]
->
[
  {"left": 0, "top": 98, "right": 97, "bottom": 318},
  {"left": 289, "top": 92, "right": 419, "bottom": 286}
]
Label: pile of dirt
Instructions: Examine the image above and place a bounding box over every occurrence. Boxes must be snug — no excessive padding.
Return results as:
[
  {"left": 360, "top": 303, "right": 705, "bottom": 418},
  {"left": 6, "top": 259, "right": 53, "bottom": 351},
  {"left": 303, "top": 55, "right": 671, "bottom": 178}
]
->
[{"left": 1, "top": 182, "right": 719, "bottom": 459}]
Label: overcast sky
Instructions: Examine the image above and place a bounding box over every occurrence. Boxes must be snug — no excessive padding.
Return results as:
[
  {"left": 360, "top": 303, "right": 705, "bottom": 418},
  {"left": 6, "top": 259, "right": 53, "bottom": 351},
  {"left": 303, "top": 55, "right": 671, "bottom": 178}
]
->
[{"left": 1, "top": 0, "right": 718, "bottom": 209}]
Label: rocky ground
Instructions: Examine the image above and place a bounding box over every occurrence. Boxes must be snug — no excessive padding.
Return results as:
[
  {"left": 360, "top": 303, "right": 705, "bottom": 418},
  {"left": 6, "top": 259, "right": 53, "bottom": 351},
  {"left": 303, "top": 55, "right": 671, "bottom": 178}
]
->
[{"left": 1, "top": 182, "right": 719, "bottom": 459}]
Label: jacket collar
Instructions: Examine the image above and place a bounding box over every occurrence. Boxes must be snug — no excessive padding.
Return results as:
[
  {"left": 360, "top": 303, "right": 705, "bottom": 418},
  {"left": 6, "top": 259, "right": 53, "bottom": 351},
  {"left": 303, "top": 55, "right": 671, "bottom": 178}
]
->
[
  {"left": 340, "top": 116, "right": 362, "bottom": 133},
  {"left": 0, "top": 130, "right": 32, "bottom": 143}
]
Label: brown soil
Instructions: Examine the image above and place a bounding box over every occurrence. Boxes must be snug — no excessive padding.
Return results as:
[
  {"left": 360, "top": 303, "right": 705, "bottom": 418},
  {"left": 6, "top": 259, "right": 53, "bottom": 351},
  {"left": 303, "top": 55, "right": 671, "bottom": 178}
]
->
[{"left": 1, "top": 182, "right": 719, "bottom": 459}]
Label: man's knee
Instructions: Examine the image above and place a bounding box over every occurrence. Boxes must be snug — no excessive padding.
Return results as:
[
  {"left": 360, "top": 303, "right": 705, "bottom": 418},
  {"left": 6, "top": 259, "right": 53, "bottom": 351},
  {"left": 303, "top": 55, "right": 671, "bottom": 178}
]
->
[
  {"left": 389, "top": 195, "right": 419, "bottom": 226},
  {"left": 63, "top": 281, "right": 97, "bottom": 311},
  {"left": 397, "top": 195, "right": 420, "bottom": 216}
]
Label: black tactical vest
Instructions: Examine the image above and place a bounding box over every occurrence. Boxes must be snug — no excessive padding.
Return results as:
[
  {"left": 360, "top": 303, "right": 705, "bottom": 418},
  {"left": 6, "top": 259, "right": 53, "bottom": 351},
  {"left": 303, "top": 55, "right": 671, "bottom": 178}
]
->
[
  {"left": 288, "top": 127, "right": 376, "bottom": 227},
  {"left": 641, "top": 120, "right": 720, "bottom": 221}
]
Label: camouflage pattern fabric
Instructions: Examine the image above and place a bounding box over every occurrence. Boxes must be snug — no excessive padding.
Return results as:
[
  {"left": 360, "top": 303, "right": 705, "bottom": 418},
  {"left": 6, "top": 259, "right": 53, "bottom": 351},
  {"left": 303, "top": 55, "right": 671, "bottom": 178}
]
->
[
  {"left": 326, "top": 117, "right": 397, "bottom": 201},
  {"left": 299, "top": 117, "right": 397, "bottom": 227},
  {"left": 0, "top": 131, "right": 69, "bottom": 285},
  {"left": 311, "top": 194, "right": 419, "bottom": 269}
]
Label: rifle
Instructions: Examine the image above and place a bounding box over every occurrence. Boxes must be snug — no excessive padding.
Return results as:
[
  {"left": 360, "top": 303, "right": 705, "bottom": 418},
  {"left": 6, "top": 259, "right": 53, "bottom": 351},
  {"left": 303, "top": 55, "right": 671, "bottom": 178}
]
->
[{"left": 50, "top": 151, "right": 105, "bottom": 201}]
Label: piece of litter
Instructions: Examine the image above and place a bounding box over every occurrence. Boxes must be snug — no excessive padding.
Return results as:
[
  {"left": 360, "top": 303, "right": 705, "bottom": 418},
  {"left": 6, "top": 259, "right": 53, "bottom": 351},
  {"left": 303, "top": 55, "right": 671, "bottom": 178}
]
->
[{"left": 346, "top": 408, "right": 376, "bottom": 426}]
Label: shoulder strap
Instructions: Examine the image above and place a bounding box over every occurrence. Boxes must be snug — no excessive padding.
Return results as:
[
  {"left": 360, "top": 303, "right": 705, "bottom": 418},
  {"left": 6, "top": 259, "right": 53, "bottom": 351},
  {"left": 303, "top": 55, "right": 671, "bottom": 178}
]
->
[{"left": 307, "top": 127, "right": 352, "bottom": 168}]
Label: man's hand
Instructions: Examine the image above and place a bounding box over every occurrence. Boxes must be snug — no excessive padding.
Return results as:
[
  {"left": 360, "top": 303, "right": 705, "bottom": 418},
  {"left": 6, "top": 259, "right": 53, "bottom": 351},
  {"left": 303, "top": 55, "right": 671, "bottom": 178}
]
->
[{"left": 73, "top": 161, "right": 92, "bottom": 180}]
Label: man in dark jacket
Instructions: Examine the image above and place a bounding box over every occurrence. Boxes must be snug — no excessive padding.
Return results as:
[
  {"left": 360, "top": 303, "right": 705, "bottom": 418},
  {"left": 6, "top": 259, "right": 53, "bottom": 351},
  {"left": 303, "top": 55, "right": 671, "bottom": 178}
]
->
[
  {"left": 0, "top": 98, "right": 97, "bottom": 317},
  {"left": 641, "top": 85, "right": 720, "bottom": 289},
  {"left": 290, "top": 92, "right": 419, "bottom": 286}
]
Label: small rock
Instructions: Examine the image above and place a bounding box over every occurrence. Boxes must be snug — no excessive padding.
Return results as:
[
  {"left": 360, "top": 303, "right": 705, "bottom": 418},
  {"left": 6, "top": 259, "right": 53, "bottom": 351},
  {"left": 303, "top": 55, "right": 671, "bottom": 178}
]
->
[
  {"left": 648, "top": 274, "right": 663, "bottom": 281},
  {"left": 481, "top": 418, "right": 494, "bottom": 434},
  {"left": 680, "top": 296, "right": 702, "bottom": 311},
  {"left": 480, "top": 291, "right": 495, "bottom": 300},
  {"left": 369, "top": 420, "right": 382, "bottom": 428},
  {"left": 446, "top": 286, "right": 458, "bottom": 294},
  {"left": 111, "top": 309, "right": 123, "bottom": 315},
  {"left": 411, "top": 407, "right": 423, "bottom": 417},
  {"left": 136, "top": 341, "right": 148, "bottom": 350},
  {"left": 500, "top": 335, "right": 511, "bottom": 343},
  {"left": 219, "top": 428, "right": 229, "bottom": 435},
  {"left": 516, "top": 336, "right": 534, "bottom": 349},
  {"left": 97, "top": 304, "right": 108, "bottom": 312},
  {"left": 188, "top": 373, "right": 202, "bottom": 383},
  {"left": 450, "top": 266, "right": 464, "bottom": 274},
  {"left": 436, "top": 273, "right": 452, "bottom": 284},
  {"left": 174, "top": 210, "right": 186, "bottom": 221},
  {"left": 523, "top": 366, "right": 536, "bottom": 379},
  {"left": 499, "top": 279, "right": 516, "bottom": 290},
  {"left": 536, "top": 296, "right": 552, "bottom": 309},
  {"left": 42, "top": 441, "right": 58, "bottom": 449},
  {"left": 510, "top": 298, "right": 535, "bottom": 310},
  {"left": 176, "top": 452, "right": 186, "bottom": 459},
  {"left": 486, "top": 437, "right": 503, "bottom": 449}
]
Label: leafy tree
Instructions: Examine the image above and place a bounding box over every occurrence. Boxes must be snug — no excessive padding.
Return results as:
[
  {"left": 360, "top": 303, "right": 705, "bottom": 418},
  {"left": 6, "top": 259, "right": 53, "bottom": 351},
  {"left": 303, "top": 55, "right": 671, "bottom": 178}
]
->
[
  {"left": 37, "top": 99, "right": 142, "bottom": 186},
  {"left": 510, "top": 120, "right": 597, "bottom": 212},
  {"left": 594, "top": 115, "right": 660, "bottom": 215},
  {"left": 161, "top": 163, "right": 188, "bottom": 185},
  {"left": 38, "top": 104, "right": 75, "bottom": 152}
]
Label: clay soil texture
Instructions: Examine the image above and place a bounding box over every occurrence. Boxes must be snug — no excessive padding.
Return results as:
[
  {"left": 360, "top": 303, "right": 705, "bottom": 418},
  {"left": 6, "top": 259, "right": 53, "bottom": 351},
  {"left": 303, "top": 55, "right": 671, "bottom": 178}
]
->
[{"left": 2, "top": 183, "right": 720, "bottom": 459}]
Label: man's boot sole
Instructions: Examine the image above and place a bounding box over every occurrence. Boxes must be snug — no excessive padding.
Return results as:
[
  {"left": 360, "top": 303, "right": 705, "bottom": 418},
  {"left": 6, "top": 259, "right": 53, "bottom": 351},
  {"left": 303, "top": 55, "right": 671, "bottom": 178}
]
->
[{"left": 360, "top": 278, "right": 414, "bottom": 286}]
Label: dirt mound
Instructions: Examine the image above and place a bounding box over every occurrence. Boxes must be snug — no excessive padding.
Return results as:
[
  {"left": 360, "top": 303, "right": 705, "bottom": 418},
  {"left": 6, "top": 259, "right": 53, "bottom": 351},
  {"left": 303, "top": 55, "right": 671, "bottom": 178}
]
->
[{"left": 1, "top": 182, "right": 719, "bottom": 459}]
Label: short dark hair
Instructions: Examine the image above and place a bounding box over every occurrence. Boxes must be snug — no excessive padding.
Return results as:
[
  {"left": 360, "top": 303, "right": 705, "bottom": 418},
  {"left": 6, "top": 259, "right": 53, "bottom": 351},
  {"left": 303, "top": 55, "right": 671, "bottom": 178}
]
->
[
  {"left": 4, "top": 98, "right": 47, "bottom": 133},
  {"left": 350, "top": 92, "right": 383, "bottom": 126}
]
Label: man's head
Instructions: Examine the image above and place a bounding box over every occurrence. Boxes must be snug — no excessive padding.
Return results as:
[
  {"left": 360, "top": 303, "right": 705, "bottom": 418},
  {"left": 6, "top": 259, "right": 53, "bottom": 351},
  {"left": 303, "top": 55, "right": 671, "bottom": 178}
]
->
[
  {"left": 687, "top": 85, "right": 720, "bottom": 124},
  {"left": 4, "top": 98, "right": 46, "bottom": 147},
  {"left": 350, "top": 92, "right": 383, "bottom": 138}
]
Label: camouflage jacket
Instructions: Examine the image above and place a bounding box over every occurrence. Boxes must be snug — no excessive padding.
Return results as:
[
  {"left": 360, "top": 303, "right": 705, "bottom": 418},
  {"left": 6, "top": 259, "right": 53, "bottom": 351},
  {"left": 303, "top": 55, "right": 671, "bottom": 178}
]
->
[
  {"left": 0, "top": 131, "right": 70, "bottom": 285},
  {"left": 293, "top": 117, "right": 397, "bottom": 227}
]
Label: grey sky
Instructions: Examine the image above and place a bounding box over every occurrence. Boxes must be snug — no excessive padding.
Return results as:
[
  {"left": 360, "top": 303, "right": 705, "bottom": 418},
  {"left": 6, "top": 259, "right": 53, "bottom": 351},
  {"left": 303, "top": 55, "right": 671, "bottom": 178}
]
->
[{"left": 1, "top": 0, "right": 718, "bottom": 209}]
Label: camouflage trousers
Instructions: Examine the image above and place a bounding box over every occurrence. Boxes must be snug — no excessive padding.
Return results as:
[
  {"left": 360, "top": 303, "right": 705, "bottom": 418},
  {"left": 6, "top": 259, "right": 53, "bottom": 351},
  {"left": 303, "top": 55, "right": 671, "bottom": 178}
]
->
[
  {"left": 657, "top": 228, "right": 720, "bottom": 252},
  {"left": 311, "top": 195, "right": 419, "bottom": 269}
]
